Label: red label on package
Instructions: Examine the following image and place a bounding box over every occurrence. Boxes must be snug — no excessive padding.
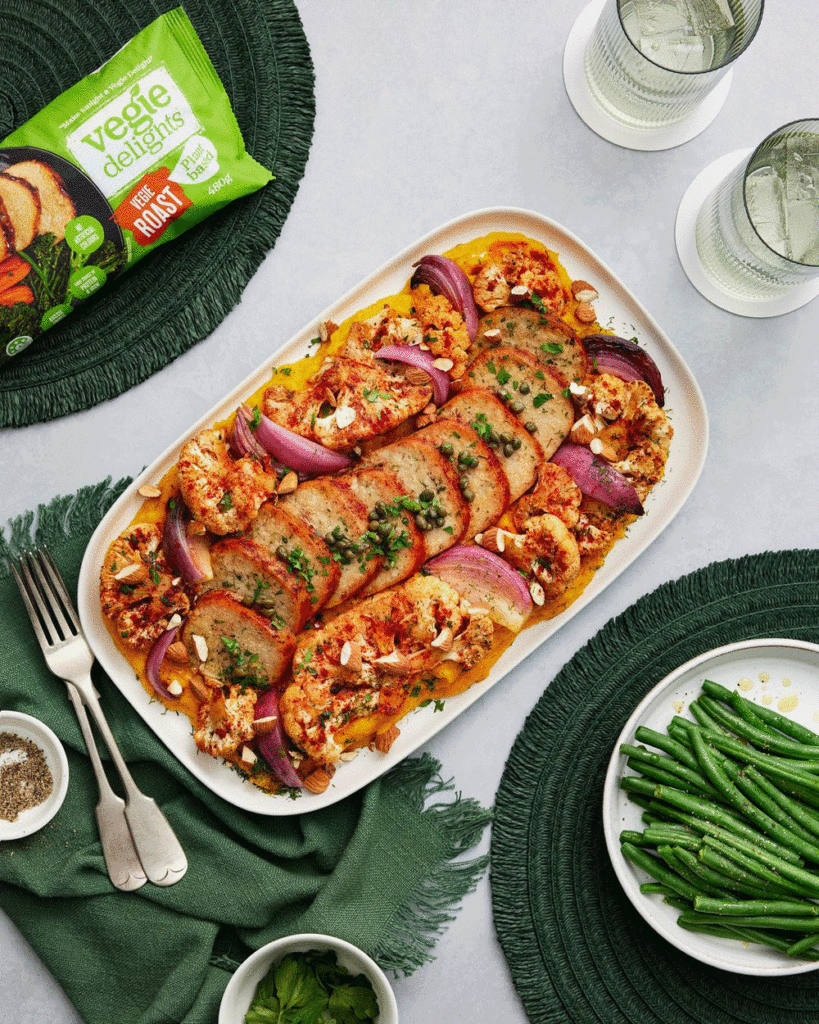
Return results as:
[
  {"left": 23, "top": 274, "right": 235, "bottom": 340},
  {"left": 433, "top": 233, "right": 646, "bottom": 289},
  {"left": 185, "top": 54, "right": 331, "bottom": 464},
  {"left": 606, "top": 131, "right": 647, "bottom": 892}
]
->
[{"left": 113, "top": 168, "right": 192, "bottom": 246}]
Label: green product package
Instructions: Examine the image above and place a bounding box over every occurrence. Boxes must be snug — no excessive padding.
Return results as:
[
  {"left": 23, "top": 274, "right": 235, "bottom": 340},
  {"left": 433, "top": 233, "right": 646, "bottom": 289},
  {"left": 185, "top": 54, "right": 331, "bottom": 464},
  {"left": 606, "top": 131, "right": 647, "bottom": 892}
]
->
[{"left": 0, "top": 7, "right": 273, "bottom": 367}]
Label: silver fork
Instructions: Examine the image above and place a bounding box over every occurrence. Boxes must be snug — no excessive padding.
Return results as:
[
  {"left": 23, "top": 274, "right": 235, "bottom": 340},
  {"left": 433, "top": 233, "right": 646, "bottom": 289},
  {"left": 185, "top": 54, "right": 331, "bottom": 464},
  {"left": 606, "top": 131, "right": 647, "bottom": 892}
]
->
[{"left": 12, "top": 547, "right": 188, "bottom": 888}]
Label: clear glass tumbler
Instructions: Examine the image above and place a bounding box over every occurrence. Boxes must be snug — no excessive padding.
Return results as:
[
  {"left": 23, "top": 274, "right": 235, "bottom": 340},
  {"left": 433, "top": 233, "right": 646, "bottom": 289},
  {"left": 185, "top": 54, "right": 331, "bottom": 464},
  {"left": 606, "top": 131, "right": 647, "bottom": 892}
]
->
[
  {"left": 694, "top": 119, "right": 819, "bottom": 299},
  {"left": 583, "top": 0, "right": 764, "bottom": 131}
]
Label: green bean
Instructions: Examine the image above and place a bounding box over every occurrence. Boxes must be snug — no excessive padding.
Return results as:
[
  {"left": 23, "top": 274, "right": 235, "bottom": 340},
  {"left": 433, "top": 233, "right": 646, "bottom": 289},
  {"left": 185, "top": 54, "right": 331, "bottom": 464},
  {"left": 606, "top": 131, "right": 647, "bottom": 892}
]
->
[
  {"left": 640, "top": 882, "right": 678, "bottom": 896},
  {"left": 786, "top": 933, "right": 819, "bottom": 957},
  {"left": 702, "top": 680, "right": 819, "bottom": 748},
  {"left": 699, "top": 694, "right": 819, "bottom": 760},
  {"left": 719, "top": 757, "right": 819, "bottom": 850},
  {"left": 742, "top": 763, "right": 819, "bottom": 842},
  {"left": 699, "top": 846, "right": 802, "bottom": 900},
  {"left": 633, "top": 726, "right": 701, "bottom": 772},
  {"left": 652, "top": 784, "right": 804, "bottom": 863},
  {"left": 702, "top": 836, "right": 819, "bottom": 897},
  {"left": 706, "top": 732, "right": 819, "bottom": 793},
  {"left": 675, "top": 918, "right": 736, "bottom": 939},
  {"left": 658, "top": 846, "right": 728, "bottom": 898},
  {"left": 664, "top": 895, "right": 694, "bottom": 912},
  {"left": 626, "top": 758, "right": 716, "bottom": 796},
  {"left": 682, "top": 912, "right": 819, "bottom": 932},
  {"left": 620, "top": 842, "right": 700, "bottom": 901},
  {"left": 622, "top": 743, "right": 720, "bottom": 796},
  {"left": 643, "top": 826, "right": 701, "bottom": 851},
  {"left": 694, "top": 895, "right": 819, "bottom": 917},
  {"left": 673, "top": 848, "right": 750, "bottom": 898},
  {"left": 619, "top": 830, "right": 658, "bottom": 847},
  {"left": 691, "top": 730, "right": 819, "bottom": 863},
  {"left": 689, "top": 699, "right": 732, "bottom": 735}
]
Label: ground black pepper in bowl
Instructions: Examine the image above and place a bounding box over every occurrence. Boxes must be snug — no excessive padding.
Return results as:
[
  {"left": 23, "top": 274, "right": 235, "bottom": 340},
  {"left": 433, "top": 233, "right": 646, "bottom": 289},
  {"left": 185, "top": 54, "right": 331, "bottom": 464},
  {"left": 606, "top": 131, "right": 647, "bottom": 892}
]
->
[{"left": 0, "top": 731, "right": 54, "bottom": 822}]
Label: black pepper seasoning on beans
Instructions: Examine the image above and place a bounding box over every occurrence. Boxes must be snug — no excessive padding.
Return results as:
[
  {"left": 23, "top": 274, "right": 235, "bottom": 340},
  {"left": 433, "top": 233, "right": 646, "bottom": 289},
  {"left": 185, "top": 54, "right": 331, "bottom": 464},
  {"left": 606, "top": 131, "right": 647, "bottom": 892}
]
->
[{"left": 0, "top": 732, "right": 53, "bottom": 822}]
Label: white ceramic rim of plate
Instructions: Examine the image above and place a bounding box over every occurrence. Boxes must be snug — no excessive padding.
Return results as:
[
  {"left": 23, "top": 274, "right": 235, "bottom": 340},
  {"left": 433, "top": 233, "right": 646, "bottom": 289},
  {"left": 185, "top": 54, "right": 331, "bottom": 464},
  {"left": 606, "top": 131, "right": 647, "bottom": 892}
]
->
[
  {"left": 217, "top": 933, "right": 399, "bottom": 1024},
  {"left": 563, "top": 0, "right": 732, "bottom": 152},
  {"left": 603, "top": 637, "right": 819, "bottom": 976},
  {"left": 675, "top": 149, "right": 819, "bottom": 317},
  {"left": 0, "top": 710, "right": 69, "bottom": 841},
  {"left": 77, "top": 205, "right": 709, "bottom": 815}
]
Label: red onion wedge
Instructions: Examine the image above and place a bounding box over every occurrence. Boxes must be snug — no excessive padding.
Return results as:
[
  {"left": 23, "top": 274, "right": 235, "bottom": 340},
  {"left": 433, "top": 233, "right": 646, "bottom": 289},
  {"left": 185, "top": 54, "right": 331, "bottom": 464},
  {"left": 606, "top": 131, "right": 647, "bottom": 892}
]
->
[
  {"left": 163, "top": 498, "right": 212, "bottom": 583},
  {"left": 254, "top": 688, "right": 303, "bottom": 789},
  {"left": 230, "top": 405, "right": 268, "bottom": 460},
  {"left": 411, "top": 254, "right": 479, "bottom": 341},
  {"left": 375, "top": 344, "right": 449, "bottom": 406},
  {"left": 583, "top": 335, "right": 665, "bottom": 407},
  {"left": 551, "top": 443, "right": 643, "bottom": 516},
  {"left": 146, "top": 626, "right": 181, "bottom": 701},
  {"left": 426, "top": 545, "right": 533, "bottom": 632},
  {"left": 239, "top": 403, "right": 351, "bottom": 475}
]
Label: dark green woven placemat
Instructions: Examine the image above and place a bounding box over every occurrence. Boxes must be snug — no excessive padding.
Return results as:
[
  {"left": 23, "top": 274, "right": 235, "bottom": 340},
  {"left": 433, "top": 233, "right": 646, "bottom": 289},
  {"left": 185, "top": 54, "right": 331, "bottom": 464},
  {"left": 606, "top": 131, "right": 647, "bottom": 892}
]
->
[
  {"left": 0, "top": 0, "right": 314, "bottom": 428},
  {"left": 491, "top": 550, "right": 819, "bottom": 1023}
]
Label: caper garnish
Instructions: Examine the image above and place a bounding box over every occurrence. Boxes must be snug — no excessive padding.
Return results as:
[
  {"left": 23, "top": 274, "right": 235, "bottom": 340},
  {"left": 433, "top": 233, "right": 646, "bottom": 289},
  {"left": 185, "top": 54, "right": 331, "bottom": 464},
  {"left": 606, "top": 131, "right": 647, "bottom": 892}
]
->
[
  {"left": 463, "top": 489, "right": 475, "bottom": 503},
  {"left": 503, "top": 442, "right": 515, "bottom": 457},
  {"left": 518, "top": 382, "right": 531, "bottom": 395},
  {"left": 525, "top": 421, "right": 537, "bottom": 433},
  {"left": 276, "top": 545, "right": 288, "bottom": 560},
  {"left": 459, "top": 475, "right": 470, "bottom": 490},
  {"left": 512, "top": 438, "right": 522, "bottom": 451},
  {"left": 440, "top": 442, "right": 454, "bottom": 456},
  {"left": 419, "top": 488, "right": 435, "bottom": 503},
  {"left": 509, "top": 399, "right": 525, "bottom": 414},
  {"left": 378, "top": 522, "right": 392, "bottom": 538}
]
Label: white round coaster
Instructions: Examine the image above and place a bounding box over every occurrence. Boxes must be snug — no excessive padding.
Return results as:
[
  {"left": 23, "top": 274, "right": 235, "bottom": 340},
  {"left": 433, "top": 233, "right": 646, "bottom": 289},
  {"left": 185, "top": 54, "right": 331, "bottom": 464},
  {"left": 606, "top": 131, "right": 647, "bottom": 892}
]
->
[
  {"left": 675, "top": 149, "right": 819, "bottom": 317},
  {"left": 563, "top": 0, "right": 733, "bottom": 152}
]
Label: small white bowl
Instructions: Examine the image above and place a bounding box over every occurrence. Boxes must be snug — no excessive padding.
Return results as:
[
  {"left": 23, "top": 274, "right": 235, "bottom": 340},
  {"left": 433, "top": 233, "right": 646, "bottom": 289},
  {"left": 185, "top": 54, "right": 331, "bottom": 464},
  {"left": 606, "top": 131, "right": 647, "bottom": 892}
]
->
[
  {"left": 0, "top": 710, "right": 69, "bottom": 841},
  {"left": 219, "top": 933, "right": 399, "bottom": 1024},
  {"left": 604, "top": 638, "right": 819, "bottom": 976}
]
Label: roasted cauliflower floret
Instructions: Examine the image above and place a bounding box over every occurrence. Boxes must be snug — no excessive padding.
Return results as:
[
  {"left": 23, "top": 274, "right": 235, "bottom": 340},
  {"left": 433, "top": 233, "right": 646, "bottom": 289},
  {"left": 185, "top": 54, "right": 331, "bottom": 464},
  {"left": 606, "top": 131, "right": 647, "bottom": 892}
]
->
[
  {"left": 193, "top": 684, "right": 256, "bottom": 759},
  {"left": 177, "top": 428, "right": 276, "bottom": 535},
  {"left": 473, "top": 243, "right": 569, "bottom": 314},
  {"left": 342, "top": 305, "right": 425, "bottom": 360},
  {"left": 263, "top": 354, "right": 431, "bottom": 453},
  {"left": 510, "top": 462, "right": 582, "bottom": 532},
  {"left": 482, "top": 513, "right": 581, "bottom": 603},
  {"left": 280, "top": 575, "right": 493, "bottom": 763},
  {"left": 412, "top": 287, "right": 471, "bottom": 379},
  {"left": 100, "top": 523, "right": 189, "bottom": 650}
]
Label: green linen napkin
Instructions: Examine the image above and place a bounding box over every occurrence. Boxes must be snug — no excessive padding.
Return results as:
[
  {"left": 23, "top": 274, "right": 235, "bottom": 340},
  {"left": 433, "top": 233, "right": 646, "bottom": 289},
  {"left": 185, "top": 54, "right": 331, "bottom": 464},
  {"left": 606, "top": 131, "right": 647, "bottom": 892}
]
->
[{"left": 0, "top": 479, "right": 491, "bottom": 1024}]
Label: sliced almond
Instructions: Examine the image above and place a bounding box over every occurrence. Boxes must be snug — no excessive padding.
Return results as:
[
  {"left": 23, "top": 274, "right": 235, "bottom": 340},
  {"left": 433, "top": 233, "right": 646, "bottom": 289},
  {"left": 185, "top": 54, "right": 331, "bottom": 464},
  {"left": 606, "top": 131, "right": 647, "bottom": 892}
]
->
[
  {"left": 339, "top": 750, "right": 359, "bottom": 762},
  {"left": 509, "top": 284, "right": 530, "bottom": 301},
  {"left": 167, "top": 680, "right": 183, "bottom": 698},
  {"left": 574, "top": 302, "right": 597, "bottom": 324},
  {"left": 334, "top": 405, "right": 357, "bottom": 429},
  {"left": 374, "top": 725, "right": 400, "bottom": 754},
  {"left": 529, "top": 580, "right": 546, "bottom": 606},
  {"left": 339, "top": 640, "right": 362, "bottom": 672},
  {"left": 415, "top": 414, "right": 435, "bottom": 428},
  {"left": 569, "top": 414, "right": 598, "bottom": 446},
  {"left": 404, "top": 366, "right": 432, "bottom": 387},
  {"left": 166, "top": 641, "right": 189, "bottom": 665},
  {"left": 304, "top": 767, "right": 333, "bottom": 794},
  {"left": 189, "top": 674, "right": 211, "bottom": 703},
  {"left": 319, "top": 319, "right": 338, "bottom": 343},
  {"left": 590, "top": 438, "right": 618, "bottom": 462},
  {"left": 191, "top": 634, "right": 209, "bottom": 663},
  {"left": 373, "top": 649, "right": 413, "bottom": 675},
  {"left": 480, "top": 527, "right": 508, "bottom": 554},
  {"left": 240, "top": 745, "right": 257, "bottom": 766},
  {"left": 432, "top": 357, "right": 454, "bottom": 372},
  {"left": 277, "top": 471, "right": 299, "bottom": 495},
  {"left": 430, "top": 626, "right": 454, "bottom": 652},
  {"left": 571, "top": 280, "right": 599, "bottom": 303},
  {"left": 114, "top": 562, "right": 148, "bottom": 584},
  {"left": 138, "top": 484, "right": 162, "bottom": 499},
  {"left": 166, "top": 613, "right": 183, "bottom": 631},
  {"left": 321, "top": 386, "right": 337, "bottom": 408},
  {"left": 253, "top": 715, "right": 279, "bottom": 736},
  {"left": 483, "top": 328, "right": 501, "bottom": 339}
]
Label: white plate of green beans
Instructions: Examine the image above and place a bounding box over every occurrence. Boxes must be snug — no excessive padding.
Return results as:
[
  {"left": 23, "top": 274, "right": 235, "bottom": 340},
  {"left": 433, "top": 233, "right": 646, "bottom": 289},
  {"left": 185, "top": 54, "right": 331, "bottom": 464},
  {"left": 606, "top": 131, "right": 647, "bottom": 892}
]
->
[{"left": 604, "top": 638, "right": 819, "bottom": 975}]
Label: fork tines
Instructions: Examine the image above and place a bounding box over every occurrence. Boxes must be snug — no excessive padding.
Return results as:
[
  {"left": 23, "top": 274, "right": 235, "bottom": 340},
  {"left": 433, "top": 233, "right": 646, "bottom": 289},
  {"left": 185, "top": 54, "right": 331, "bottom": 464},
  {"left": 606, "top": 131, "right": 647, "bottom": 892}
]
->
[{"left": 12, "top": 547, "right": 81, "bottom": 648}]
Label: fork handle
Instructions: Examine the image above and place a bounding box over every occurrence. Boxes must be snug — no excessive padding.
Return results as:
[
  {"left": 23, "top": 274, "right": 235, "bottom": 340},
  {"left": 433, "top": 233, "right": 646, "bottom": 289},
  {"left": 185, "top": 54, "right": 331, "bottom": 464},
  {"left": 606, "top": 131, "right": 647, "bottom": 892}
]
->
[
  {"left": 65, "top": 683, "right": 147, "bottom": 891},
  {"left": 70, "top": 671, "right": 188, "bottom": 887}
]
